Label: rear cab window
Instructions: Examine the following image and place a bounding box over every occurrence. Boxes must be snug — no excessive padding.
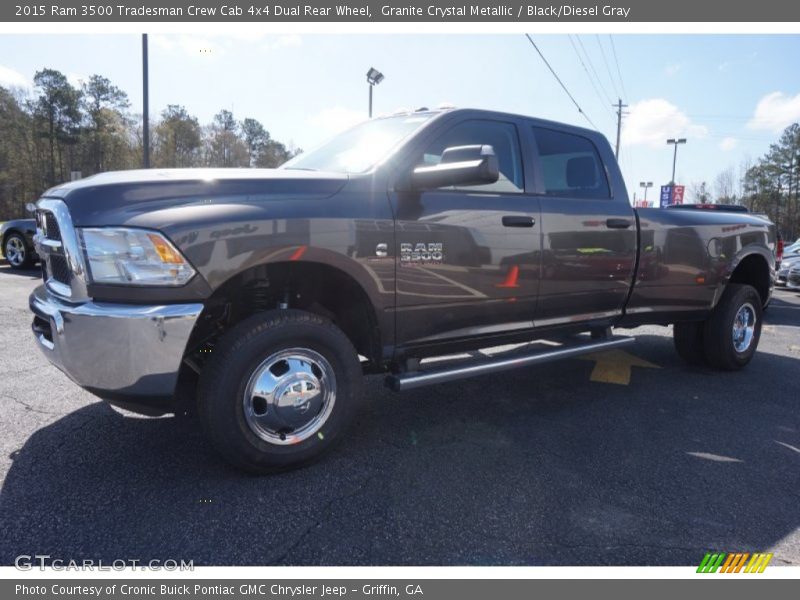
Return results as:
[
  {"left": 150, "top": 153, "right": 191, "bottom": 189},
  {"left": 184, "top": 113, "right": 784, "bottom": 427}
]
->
[{"left": 532, "top": 126, "right": 610, "bottom": 199}]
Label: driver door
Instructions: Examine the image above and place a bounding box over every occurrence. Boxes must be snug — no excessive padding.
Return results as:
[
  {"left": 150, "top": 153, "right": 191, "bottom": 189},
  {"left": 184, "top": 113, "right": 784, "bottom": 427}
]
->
[{"left": 389, "top": 117, "right": 542, "bottom": 348}]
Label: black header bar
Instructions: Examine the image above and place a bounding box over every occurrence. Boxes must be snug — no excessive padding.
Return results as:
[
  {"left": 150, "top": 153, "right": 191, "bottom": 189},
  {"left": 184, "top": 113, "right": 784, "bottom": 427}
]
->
[{"left": 4, "top": 1, "right": 800, "bottom": 23}]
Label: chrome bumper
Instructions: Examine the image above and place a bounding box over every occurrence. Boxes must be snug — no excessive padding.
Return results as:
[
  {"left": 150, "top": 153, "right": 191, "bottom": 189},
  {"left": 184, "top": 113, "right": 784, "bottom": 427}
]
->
[{"left": 29, "top": 285, "right": 203, "bottom": 399}]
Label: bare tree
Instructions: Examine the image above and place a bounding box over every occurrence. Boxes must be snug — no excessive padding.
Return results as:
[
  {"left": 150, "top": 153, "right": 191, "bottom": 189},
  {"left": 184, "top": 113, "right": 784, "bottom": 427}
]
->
[{"left": 714, "top": 166, "right": 736, "bottom": 203}]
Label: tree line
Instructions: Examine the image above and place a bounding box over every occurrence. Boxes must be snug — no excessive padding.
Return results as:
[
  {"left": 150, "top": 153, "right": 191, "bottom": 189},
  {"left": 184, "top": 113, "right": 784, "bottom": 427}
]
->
[
  {"left": 702, "top": 122, "right": 800, "bottom": 241},
  {"left": 0, "top": 68, "right": 299, "bottom": 221}
]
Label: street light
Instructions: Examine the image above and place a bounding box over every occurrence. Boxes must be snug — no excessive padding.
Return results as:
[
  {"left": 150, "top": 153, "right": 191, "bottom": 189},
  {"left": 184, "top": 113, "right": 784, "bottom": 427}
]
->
[
  {"left": 142, "top": 33, "right": 150, "bottom": 168},
  {"left": 366, "top": 67, "right": 384, "bottom": 118},
  {"left": 639, "top": 181, "right": 653, "bottom": 205},
  {"left": 666, "top": 138, "right": 687, "bottom": 185}
]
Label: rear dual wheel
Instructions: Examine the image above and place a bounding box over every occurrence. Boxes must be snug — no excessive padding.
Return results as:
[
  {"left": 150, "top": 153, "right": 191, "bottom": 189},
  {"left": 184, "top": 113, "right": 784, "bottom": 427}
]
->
[{"left": 673, "top": 284, "right": 762, "bottom": 370}]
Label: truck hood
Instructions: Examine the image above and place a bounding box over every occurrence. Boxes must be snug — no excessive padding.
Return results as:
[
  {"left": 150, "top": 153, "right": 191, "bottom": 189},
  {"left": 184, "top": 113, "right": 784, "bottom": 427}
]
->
[{"left": 43, "top": 168, "right": 349, "bottom": 228}]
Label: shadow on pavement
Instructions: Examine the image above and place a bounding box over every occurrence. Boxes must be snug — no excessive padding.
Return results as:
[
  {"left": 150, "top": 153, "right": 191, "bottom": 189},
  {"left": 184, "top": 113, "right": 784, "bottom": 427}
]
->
[
  {"left": 0, "top": 262, "right": 40, "bottom": 279},
  {"left": 0, "top": 334, "right": 798, "bottom": 566}
]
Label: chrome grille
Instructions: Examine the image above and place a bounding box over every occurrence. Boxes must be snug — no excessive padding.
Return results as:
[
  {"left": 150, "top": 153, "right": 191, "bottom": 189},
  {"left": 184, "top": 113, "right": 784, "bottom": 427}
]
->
[
  {"left": 49, "top": 254, "right": 71, "bottom": 285},
  {"left": 36, "top": 209, "right": 62, "bottom": 241},
  {"left": 34, "top": 201, "right": 87, "bottom": 300},
  {"left": 44, "top": 213, "right": 61, "bottom": 241}
]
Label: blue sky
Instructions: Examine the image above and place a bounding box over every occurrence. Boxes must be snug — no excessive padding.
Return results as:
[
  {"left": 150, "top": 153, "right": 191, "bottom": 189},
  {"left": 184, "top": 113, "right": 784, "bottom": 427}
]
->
[{"left": 1, "top": 33, "right": 798, "bottom": 202}]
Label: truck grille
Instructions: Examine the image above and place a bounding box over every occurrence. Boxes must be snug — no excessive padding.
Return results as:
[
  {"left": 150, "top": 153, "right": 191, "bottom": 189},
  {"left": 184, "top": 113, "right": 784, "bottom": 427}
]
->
[
  {"left": 36, "top": 207, "right": 73, "bottom": 291},
  {"left": 36, "top": 209, "right": 62, "bottom": 241},
  {"left": 44, "top": 212, "right": 61, "bottom": 241},
  {"left": 49, "top": 254, "right": 71, "bottom": 284}
]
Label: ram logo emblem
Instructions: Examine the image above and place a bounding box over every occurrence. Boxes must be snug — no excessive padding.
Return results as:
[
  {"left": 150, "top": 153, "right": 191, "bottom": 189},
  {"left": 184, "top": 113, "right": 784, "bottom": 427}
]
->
[{"left": 400, "top": 243, "right": 444, "bottom": 264}]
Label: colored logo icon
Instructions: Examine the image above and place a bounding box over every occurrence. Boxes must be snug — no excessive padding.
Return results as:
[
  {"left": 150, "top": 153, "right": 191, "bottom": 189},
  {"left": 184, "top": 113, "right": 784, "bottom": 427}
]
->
[{"left": 697, "top": 552, "right": 773, "bottom": 573}]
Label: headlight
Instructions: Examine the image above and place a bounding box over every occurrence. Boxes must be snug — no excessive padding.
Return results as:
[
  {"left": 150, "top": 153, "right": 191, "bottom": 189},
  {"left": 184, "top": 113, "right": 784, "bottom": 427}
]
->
[{"left": 78, "top": 228, "right": 195, "bottom": 286}]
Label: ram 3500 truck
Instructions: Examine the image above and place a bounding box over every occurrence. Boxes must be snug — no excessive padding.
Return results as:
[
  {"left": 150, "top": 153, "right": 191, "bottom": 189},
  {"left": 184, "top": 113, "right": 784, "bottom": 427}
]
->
[{"left": 29, "top": 108, "right": 777, "bottom": 472}]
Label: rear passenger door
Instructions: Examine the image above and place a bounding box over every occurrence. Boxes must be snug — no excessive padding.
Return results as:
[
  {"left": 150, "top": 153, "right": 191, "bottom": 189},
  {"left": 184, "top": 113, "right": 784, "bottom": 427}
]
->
[{"left": 531, "top": 126, "right": 637, "bottom": 326}]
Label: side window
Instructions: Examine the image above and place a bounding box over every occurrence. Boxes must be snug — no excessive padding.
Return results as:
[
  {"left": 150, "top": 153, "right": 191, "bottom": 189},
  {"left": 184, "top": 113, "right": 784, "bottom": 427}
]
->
[
  {"left": 420, "top": 120, "right": 524, "bottom": 193},
  {"left": 532, "top": 127, "right": 610, "bottom": 199}
]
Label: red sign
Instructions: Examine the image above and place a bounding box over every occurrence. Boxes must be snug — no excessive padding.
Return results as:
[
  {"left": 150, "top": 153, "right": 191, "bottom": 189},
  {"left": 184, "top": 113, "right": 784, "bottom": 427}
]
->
[{"left": 673, "top": 185, "right": 685, "bottom": 204}]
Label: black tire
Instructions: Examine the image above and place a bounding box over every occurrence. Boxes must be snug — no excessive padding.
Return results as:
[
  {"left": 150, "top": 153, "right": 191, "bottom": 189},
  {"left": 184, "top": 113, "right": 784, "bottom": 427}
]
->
[
  {"left": 3, "top": 232, "right": 34, "bottom": 269},
  {"left": 198, "top": 309, "right": 363, "bottom": 474},
  {"left": 673, "top": 321, "right": 707, "bottom": 366},
  {"left": 703, "top": 284, "right": 762, "bottom": 370}
]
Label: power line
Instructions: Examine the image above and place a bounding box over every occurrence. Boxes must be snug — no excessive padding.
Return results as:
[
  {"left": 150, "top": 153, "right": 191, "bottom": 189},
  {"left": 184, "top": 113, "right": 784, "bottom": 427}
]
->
[
  {"left": 567, "top": 34, "right": 616, "bottom": 124},
  {"left": 575, "top": 35, "right": 614, "bottom": 106},
  {"left": 524, "top": 34, "right": 599, "bottom": 131},
  {"left": 596, "top": 35, "right": 622, "bottom": 100},
  {"left": 608, "top": 35, "right": 630, "bottom": 102}
]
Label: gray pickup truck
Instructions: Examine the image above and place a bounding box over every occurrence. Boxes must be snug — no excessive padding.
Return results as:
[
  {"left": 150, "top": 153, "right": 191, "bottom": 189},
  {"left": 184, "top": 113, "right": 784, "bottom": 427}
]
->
[{"left": 29, "top": 108, "right": 777, "bottom": 472}]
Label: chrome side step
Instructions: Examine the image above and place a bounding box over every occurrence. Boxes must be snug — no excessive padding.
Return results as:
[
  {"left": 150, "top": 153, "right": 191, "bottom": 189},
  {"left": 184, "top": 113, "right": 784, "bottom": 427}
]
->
[{"left": 385, "top": 336, "right": 635, "bottom": 392}]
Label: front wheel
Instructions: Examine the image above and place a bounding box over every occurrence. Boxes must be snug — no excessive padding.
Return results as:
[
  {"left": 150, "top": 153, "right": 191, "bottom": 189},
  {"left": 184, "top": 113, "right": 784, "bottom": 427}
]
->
[
  {"left": 703, "top": 284, "right": 763, "bottom": 370},
  {"left": 198, "top": 309, "right": 363, "bottom": 473},
  {"left": 4, "top": 233, "right": 34, "bottom": 269}
]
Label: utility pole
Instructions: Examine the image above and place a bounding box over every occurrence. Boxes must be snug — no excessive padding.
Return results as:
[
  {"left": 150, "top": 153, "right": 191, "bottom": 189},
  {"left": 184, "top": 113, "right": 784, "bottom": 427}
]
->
[
  {"left": 142, "top": 33, "right": 150, "bottom": 168},
  {"left": 613, "top": 98, "right": 628, "bottom": 160}
]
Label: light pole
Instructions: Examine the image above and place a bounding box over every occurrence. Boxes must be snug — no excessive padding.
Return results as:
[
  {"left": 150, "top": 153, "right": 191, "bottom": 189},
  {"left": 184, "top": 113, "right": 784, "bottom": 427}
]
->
[
  {"left": 639, "top": 181, "right": 653, "bottom": 205},
  {"left": 142, "top": 33, "right": 150, "bottom": 168},
  {"left": 666, "top": 138, "right": 686, "bottom": 185},
  {"left": 366, "top": 67, "right": 384, "bottom": 118}
]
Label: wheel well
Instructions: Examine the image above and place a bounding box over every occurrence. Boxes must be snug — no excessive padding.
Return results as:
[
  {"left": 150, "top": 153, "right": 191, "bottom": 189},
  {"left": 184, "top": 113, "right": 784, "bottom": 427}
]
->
[
  {"left": 186, "top": 261, "right": 382, "bottom": 371},
  {"left": 728, "top": 254, "right": 770, "bottom": 305}
]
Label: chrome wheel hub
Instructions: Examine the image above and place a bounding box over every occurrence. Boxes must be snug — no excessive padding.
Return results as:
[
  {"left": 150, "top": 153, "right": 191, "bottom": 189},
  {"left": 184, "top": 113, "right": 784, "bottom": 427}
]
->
[
  {"left": 243, "top": 348, "right": 336, "bottom": 445},
  {"left": 5, "top": 237, "right": 25, "bottom": 266},
  {"left": 732, "top": 302, "right": 756, "bottom": 353}
]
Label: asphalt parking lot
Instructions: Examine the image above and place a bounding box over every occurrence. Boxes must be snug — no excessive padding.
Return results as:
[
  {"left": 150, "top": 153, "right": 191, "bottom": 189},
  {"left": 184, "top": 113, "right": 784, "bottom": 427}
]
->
[{"left": 0, "top": 261, "right": 798, "bottom": 567}]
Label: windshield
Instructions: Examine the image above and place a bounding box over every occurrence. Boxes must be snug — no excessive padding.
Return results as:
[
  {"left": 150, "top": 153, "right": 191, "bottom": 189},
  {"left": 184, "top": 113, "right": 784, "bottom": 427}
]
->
[{"left": 282, "top": 114, "right": 435, "bottom": 174}]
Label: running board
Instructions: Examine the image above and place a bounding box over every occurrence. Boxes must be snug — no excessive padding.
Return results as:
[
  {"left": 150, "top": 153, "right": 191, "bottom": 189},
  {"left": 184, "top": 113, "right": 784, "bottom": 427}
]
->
[{"left": 385, "top": 336, "right": 635, "bottom": 392}]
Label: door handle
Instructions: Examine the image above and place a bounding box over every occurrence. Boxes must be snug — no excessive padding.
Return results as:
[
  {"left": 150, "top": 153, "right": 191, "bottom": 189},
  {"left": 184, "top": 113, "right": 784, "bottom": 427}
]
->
[
  {"left": 502, "top": 215, "right": 536, "bottom": 228},
  {"left": 606, "top": 218, "right": 632, "bottom": 229}
]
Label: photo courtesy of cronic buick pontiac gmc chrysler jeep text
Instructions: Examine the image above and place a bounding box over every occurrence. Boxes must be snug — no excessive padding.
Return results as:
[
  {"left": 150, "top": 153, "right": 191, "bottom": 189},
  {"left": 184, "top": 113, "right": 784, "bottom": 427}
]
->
[{"left": 28, "top": 108, "right": 778, "bottom": 472}]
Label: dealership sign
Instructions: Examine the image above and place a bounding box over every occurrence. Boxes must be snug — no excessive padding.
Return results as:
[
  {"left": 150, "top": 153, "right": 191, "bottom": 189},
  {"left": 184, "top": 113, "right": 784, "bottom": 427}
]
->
[{"left": 660, "top": 185, "right": 686, "bottom": 207}]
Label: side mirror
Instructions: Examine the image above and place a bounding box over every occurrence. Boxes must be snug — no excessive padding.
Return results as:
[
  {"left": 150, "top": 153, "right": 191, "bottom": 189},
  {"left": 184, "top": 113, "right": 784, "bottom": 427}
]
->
[{"left": 408, "top": 144, "right": 499, "bottom": 191}]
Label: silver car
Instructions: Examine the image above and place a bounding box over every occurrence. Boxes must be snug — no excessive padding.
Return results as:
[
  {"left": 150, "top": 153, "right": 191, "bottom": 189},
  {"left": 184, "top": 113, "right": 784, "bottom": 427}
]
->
[
  {"left": 778, "top": 255, "right": 800, "bottom": 286},
  {"left": 788, "top": 264, "right": 800, "bottom": 290}
]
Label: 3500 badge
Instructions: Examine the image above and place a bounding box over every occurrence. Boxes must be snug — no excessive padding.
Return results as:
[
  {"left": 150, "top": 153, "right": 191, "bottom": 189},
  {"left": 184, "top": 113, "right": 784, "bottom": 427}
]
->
[{"left": 400, "top": 242, "right": 444, "bottom": 265}]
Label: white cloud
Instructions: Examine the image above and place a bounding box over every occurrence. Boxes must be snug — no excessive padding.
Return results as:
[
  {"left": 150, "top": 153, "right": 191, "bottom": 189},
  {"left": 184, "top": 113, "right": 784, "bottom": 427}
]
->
[
  {"left": 664, "top": 63, "right": 681, "bottom": 77},
  {"left": 0, "top": 64, "right": 29, "bottom": 89},
  {"left": 622, "top": 98, "right": 708, "bottom": 148},
  {"left": 307, "top": 107, "right": 366, "bottom": 138},
  {"left": 719, "top": 137, "right": 738, "bottom": 151},
  {"left": 747, "top": 91, "right": 800, "bottom": 133}
]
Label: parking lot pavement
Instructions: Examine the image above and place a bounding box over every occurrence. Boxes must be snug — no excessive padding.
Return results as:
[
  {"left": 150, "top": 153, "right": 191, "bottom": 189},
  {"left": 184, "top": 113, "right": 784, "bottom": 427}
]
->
[{"left": 0, "top": 262, "right": 798, "bottom": 567}]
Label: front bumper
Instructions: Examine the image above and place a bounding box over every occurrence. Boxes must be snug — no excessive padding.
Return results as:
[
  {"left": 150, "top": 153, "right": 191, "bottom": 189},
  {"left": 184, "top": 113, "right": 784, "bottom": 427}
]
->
[{"left": 29, "top": 285, "right": 203, "bottom": 403}]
